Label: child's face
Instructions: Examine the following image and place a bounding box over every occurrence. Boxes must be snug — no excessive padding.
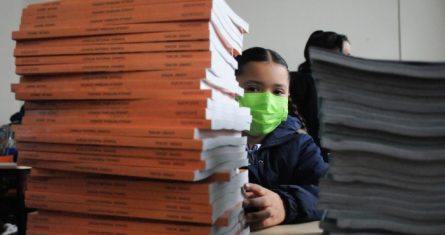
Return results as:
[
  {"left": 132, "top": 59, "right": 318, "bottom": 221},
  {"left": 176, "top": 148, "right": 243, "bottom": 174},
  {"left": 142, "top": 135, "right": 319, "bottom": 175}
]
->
[{"left": 237, "top": 61, "right": 289, "bottom": 97}]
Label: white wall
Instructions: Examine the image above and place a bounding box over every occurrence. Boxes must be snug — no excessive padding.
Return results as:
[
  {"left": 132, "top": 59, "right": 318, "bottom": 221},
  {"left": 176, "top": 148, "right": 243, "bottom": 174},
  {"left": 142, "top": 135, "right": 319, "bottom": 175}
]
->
[
  {"left": 0, "top": 0, "right": 444, "bottom": 124},
  {"left": 400, "top": 0, "right": 445, "bottom": 61},
  {"left": 227, "top": 0, "right": 445, "bottom": 69},
  {"left": 0, "top": 0, "right": 23, "bottom": 125}
]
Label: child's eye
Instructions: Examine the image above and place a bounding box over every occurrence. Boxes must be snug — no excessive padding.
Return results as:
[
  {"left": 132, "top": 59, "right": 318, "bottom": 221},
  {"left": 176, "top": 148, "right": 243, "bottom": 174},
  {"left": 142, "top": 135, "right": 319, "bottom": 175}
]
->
[
  {"left": 246, "top": 87, "right": 260, "bottom": 92},
  {"left": 273, "top": 89, "right": 285, "bottom": 96}
]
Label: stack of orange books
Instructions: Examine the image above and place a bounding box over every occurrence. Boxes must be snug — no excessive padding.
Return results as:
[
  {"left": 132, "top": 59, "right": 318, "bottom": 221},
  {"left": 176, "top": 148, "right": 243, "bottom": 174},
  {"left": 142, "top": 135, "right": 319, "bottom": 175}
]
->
[{"left": 11, "top": 0, "right": 250, "bottom": 234}]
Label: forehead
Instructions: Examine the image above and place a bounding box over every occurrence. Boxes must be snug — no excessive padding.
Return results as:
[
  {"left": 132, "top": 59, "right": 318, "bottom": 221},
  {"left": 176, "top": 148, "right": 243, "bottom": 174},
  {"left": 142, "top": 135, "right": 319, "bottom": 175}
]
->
[
  {"left": 343, "top": 41, "right": 351, "bottom": 55},
  {"left": 238, "top": 61, "right": 289, "bottom": 85}
]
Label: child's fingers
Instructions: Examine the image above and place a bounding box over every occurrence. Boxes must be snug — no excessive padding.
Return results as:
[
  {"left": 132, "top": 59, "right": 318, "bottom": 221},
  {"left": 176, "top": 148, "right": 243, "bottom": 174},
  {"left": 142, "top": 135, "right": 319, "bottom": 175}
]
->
[
  {"left": 242, "top": 191, "right": 255, "bottom": 198},
  {"left": 243, "top": 195, "right": 270, "bottom": 208},
  {"left": 243, "top": 183, "right": 267, "bottom": 196},
  {"left": 245, "top": 208, "right": 271, "bottom": 224}
]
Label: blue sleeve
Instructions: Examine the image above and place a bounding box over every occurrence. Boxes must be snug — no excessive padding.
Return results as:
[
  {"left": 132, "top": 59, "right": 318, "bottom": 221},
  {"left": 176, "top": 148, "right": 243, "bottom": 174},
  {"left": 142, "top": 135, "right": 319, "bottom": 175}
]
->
[{"left": 273, "top": 133, "right": 328, "bottom": 224}]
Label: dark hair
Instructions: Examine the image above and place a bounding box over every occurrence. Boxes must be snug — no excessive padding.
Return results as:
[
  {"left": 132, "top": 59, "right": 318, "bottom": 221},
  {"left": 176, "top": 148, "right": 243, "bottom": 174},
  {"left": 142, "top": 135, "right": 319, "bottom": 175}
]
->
[
  {"left": 10, "top": 105, "right": 25, "bottom": 124},
  {"left": 298, "top": 30, "right": 349, "bottom": 72},
  {"left": 235, "top": 47, "right": 288, "bottom": 76},
  {"left": 235, "top": 47, "right": 306, "bottom": 129}
]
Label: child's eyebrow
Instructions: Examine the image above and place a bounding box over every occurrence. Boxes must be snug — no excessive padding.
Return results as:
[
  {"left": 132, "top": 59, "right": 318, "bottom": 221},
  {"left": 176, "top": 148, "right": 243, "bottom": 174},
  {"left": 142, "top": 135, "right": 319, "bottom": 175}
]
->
[{"left": 245, "top": 80, "right": 263, "bottom": 85}]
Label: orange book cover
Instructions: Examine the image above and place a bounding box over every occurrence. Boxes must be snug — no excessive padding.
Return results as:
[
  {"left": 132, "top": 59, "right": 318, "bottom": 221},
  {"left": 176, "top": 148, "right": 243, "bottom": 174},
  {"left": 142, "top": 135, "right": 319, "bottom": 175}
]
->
[
  {"left": 15, "top": 87, "right": 212, "bottom": 100},
  {"left": 15, "top": 60, "right": 209, "bottom": 75},
  {"left": 23, "top": 98, "right": 210, "bottom": 111},
  {"left": 27, "top": 211, "right": 211, "bottom": 235},
  {"left": 15, "top": 51, "right": 211, "bottom": 66},
  {"left": 25, "top": 191, "right": 214, "bottom": 214},
  {"left": 27, "top": 222, "right": 209, "bottom": 235},
  {"left": 19, "top": 157, "right": 237, "bottom": 182},
  {"left": 20, "top": 158, "right": 199, "bottom": 181},
  {"left": 27, "top": 180, "right": 210, "bottom": 203},
  {"left": 16, "top": 142, "right": 234, "bottom": 161},
  {"left": 19, "top": 69, "right": 207, "bottom": 84},
  {"left": 21, "top": 108, "right": 208, "bottom": 120},
  {"left": 19, "top": 150, "right": 206, "bottom": 170},
  {"left": 27, "top": 169, "right": 241, "bottom": 194},
  {"left": 12, "top": 79, "right": 204, "bottom": 92},
  {"left": 26, "top": 169, "right": 246, "bottom": 203},
  {"left": 14, "top": 132, "right": 205, "bottom": 150},
  {"left": 14, "top": 40, "right": 210, "bottom": 56},
  {"left": 20, "top": 1, "right": 212, "bottom": 29},
  {"left": 25, "top": 199, "right": 213, "bottom": 224},
  {"left": 20, "top": 115, "right": 216, "bottom": 128},
  {"left": 12, "top": 21, "right": 209, "bottom": 40},
  {"left": 16, "top": 30, "right": 210, "bottom": 48},
  {"left": 12, "top": 124, "right": 200, "bottom": 139},
  {"left": 23, "top": 0, "right": 201, "bottom": 16}
]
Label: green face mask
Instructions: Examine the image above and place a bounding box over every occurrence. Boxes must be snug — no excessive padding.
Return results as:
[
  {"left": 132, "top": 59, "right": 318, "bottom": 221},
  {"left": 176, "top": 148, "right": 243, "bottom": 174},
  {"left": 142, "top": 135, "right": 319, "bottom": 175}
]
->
[{"left": 238, "top": 92, "right": 288, "bottom": 136}]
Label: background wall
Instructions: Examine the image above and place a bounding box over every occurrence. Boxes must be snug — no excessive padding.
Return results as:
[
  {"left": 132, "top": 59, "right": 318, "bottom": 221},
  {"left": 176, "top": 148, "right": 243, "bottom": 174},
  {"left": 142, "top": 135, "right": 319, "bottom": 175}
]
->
[
  {"left": 0, "top": 0, "right": 24, "bottom": 126},
  {"left": 227, "top": 0, "right": 445, "bottom": 70},
  {"left": 0, "top": 0, "right": 444, "bottom": 124}
]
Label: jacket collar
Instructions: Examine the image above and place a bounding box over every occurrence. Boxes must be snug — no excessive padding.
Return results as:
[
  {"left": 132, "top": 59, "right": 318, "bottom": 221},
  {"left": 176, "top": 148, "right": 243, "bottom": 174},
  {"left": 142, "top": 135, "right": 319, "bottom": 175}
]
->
[{"left": 260, "top": 116, "right": 302, "bottom": 149}]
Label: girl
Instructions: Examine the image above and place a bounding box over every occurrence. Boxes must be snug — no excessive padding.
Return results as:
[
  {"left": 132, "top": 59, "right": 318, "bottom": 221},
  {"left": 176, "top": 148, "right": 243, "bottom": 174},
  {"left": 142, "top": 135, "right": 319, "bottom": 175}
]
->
[{"left": 236, "top": 47, "right": 328, "bottom": 230}]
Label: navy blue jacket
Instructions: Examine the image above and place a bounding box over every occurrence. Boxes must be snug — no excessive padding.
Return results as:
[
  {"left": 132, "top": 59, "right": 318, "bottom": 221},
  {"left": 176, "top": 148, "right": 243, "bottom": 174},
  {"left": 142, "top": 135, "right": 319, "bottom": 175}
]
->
[{"left": 247, "top": 115, "right": 329, "bottom": 224}]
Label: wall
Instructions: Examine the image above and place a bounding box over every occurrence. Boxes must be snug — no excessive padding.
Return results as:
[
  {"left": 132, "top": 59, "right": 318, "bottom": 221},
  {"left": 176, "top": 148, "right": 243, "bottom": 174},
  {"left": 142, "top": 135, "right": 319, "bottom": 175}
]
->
[
  {"left": 400, "top": 0, "right": 445, "bottom": 61},
  {"left": 227, "top": 0, "right": 445, "bottom": 69},
  {"left": 0, "top": 0, "right": 24, "bottom": 125}
]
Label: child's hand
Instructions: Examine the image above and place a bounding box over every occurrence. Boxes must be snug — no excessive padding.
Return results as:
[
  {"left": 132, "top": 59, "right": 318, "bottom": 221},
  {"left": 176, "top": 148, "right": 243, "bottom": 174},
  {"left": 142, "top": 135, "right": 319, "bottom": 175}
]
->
[{"left": 242, "top": 183, "right": 285, "bottom": 230}]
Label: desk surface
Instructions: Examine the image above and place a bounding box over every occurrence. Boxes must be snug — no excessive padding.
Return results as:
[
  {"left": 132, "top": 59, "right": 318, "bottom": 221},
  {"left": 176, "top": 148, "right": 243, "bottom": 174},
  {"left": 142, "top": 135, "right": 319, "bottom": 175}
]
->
[{"left": 251, "top": 221, "right": 322, "bottom": 235}]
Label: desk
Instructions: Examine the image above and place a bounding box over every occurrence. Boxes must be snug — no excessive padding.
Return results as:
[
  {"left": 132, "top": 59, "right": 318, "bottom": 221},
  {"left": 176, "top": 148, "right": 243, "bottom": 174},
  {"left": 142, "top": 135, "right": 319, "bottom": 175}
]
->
[{"left": 251, "top": 221, "right": 322, "bottom": 235}]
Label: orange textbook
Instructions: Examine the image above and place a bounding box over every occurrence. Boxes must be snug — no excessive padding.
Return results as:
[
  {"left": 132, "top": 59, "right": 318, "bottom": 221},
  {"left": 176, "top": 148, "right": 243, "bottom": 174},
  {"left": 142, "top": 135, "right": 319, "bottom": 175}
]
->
[
  {"left": 16, "top": 142, "right": 245, "bottom": 162},
  {"left": 19, "top": 70, "right": 208, "bottom": 83},
  {"left": 12, "top": 21, "right": 210, "bottom": 40},
  {"left": 14, "top": 40, "right": 211, "bottom": 56},
  {"left": 19, "top": 157, "right": 246, "bottom": 181},
  {"left": 16, "top": 30, "right": 210, "bottom": 48}
]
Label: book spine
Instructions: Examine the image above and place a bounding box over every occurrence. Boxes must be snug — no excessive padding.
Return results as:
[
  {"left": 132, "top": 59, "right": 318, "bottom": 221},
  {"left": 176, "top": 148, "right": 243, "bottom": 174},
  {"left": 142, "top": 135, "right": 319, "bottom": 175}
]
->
[
  {"left": 27, "top": 180, "right": 210, "bottom": 203},
  {"left": 19, "top": 150, "right": 205, "bottom": 169},
  {"left": 23, "top": 99, "right": 209, "bottom": 111},
  {"left": 16, "top": 61, "right": 211, "bottom": 75},
  {"left": 15, "top": 88, "right": 211, "bottom": 100},
  {"left": 25, "top": 199, "right": 212, "bottom": 224},
  {"left": 27, "top": 211, "right": 210, "bottom": 234},
  {"left": 23, "top": 0, "right": 201, "bottom": 17},
  {"left": 27, "top": 173, "right": 211, "bottom": 194},
  {"left": 15, "top": 142, "right": 204, "bottom": 160},
  {"left": 25, "top": 191, "right": 212, "bottom": 213},
  {"left": 27, "top": 222, "right": 207, "bottom": 235},
  {"left": 12, "top": 21, "right": 209, "bottom": 40},
  {"left": 13, "top": 79, "right": 204, "bottom": 92},
  {"left": 19, "top": 69, "right": 207, "bottom": 83},
  {"left": 22, "top": 108, "right": 207, "bottom": 120},
  {"left": 19, "top": 159, "right": 198, "bottom": 181},
  {"left": 13, "top": 124, "right": 197, "bottom": 139},
  {"left": 16, "top": 30, "right": 210, "bottom": 48},
  {"left": 14, "top": 40, "right": 210, "bottom": 56},
  {"left": 15, "top": 51, "right": 211, "bottom": 66},
  {"left": 28, "top": 212, "right": 210, "bottom": 234},
  {"left": 23, "top": 0, "right": 201, "bottom": 15},
  {"left": 20, "top": 1, "right": 212, "bottom": 28},
  {"left": 15, "top": 132, "right": 204, "bottom": 149}
]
